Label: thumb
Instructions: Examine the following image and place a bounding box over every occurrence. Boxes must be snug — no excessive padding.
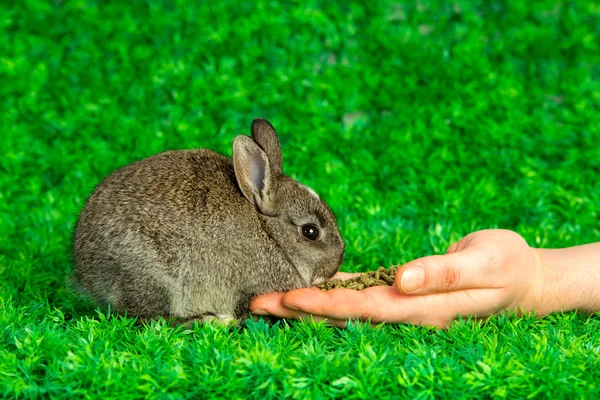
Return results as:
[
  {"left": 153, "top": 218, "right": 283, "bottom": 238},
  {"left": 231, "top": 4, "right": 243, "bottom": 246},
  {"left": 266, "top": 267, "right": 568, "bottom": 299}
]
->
[{"left": 395, "top": 247, "right": 500, "bottom": 295}]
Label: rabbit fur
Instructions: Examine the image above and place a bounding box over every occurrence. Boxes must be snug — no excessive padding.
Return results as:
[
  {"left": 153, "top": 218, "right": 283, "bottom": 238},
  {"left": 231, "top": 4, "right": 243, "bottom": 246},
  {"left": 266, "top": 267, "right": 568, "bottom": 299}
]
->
[{"left": 73, "top": 119, "right": 345, "bottom": 323}]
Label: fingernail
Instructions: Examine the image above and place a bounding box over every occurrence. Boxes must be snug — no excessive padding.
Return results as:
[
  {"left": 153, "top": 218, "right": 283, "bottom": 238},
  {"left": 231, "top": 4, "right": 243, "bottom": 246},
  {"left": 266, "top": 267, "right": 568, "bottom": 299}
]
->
[
  {"left": 400, "top": 266, "right": 425, "bottom": 293},
  {"left": 251, "top": 309, "right": 269, "bottom": 315}
]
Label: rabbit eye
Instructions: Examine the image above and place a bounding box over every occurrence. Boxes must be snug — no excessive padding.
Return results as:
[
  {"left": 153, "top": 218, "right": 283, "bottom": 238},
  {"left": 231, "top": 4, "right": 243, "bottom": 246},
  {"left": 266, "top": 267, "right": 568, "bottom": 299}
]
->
[{"left": 301, "top": 224, "right": 320, "bottom": 241}]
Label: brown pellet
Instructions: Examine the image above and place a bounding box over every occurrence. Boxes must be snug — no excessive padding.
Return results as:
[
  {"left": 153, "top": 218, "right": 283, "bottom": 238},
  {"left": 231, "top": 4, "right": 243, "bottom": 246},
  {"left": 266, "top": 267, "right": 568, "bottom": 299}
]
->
[{"left": 316, "top": 266, "right": 400, "bottom": 291}]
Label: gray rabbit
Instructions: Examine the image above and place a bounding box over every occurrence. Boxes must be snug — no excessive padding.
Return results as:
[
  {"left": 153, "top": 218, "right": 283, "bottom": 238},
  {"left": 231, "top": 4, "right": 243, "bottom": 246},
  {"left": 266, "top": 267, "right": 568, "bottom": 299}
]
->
[{"left": 73, "top": 118, "right": 345, "bottom": 323}]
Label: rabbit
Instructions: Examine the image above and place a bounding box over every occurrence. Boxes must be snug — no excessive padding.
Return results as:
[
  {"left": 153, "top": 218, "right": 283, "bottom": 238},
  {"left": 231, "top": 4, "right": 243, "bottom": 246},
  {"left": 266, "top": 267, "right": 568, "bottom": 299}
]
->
[{"left": 73, "top": 118, "right": 345, "bottom": 324}]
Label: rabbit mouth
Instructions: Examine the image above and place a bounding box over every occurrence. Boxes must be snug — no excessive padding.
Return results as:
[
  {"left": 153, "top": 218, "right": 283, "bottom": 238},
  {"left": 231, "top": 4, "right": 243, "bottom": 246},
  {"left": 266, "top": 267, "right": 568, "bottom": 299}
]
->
[{"left": 310, "top": 276, "right": 328, "bottom": 286}]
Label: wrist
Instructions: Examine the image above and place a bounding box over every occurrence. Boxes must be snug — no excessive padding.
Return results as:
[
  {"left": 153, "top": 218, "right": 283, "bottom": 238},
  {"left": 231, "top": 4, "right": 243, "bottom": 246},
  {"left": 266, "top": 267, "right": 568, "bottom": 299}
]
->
[{"left": 534, "top": 244, "right": 600, "bottom": 316}]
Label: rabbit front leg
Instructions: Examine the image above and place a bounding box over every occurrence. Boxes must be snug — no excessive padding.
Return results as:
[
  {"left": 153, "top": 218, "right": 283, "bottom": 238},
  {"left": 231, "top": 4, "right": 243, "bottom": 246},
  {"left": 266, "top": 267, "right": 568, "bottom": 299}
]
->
[{"left": 174, "top": 313, "right": 239, "bottom": 327}]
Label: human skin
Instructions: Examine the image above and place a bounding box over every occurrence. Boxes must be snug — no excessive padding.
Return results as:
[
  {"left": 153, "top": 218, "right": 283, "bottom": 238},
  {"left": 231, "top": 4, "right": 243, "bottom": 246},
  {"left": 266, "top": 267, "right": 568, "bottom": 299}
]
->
[{"left": 250, "top": 229, "right": 600, "bottom": 328}]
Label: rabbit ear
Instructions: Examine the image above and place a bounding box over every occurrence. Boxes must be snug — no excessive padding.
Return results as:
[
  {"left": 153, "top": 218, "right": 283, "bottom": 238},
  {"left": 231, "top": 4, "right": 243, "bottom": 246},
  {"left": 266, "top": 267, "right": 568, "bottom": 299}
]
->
[
  {"left": 251, "top": 118, "right": 283, "bottom": 176},
  {"left": 233, "top": 135, "right": 278, "bottom": 216}
]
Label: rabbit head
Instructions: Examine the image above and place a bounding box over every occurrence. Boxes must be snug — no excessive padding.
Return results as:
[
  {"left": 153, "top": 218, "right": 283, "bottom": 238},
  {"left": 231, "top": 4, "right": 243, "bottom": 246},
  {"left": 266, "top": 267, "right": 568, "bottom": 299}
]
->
[{"left": 233, "top": 119, "right": 345, "bottom": 286}]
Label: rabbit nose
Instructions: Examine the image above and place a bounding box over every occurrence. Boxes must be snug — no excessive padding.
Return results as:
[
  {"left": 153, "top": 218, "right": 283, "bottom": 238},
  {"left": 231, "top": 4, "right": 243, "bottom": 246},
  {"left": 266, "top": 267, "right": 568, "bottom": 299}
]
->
[{"left": 323, "top": 258, "right": 342, "bottom": 279}]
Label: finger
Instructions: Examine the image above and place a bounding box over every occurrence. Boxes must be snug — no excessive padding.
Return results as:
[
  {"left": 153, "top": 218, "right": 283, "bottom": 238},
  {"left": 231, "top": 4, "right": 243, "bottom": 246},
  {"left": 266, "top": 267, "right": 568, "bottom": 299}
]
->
[
  {"left": 446, "top": 241, "right": 460, "bottom": 254},
  {"left": 394, "top": 247, "right": 504, "bottom": 295},
  {"left": 250, "top": 288, "right": 344, "bottom": 321},
  {"left": 249, "top": 271, "right": 359, "bottom": 313},
  {"left": 250, "top": 291, "right": 284, "bottom": 312},
  {"left": 249, "top": 291, "right": 302, "bottom": 319},
  {"left": 249, "top": 292, "right": 351, "bottom": 327},
  {"left": 283, "top": 286, "right": 407, "bottom": 322},
  {"left": 282, "top": 284, "right": 507, "bottom": 328}
]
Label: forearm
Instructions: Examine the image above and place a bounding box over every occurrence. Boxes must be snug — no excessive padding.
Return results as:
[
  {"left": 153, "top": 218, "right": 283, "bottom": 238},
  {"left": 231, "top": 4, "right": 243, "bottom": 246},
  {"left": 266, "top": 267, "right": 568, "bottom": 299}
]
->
[{"left": 535, "top": 243, "right": 600, "bottom": 316}]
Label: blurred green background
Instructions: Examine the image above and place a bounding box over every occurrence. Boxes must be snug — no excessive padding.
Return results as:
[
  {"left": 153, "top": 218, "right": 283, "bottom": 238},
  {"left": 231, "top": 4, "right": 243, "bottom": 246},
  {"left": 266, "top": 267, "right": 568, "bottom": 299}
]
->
[{"left": 1, "top": 0, "right": 599, "bottom": 398}]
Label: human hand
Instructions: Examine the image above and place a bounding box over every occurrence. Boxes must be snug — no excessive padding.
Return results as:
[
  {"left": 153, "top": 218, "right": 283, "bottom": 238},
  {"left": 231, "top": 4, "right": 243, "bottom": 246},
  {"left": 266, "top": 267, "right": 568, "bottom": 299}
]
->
[{"left": 250, "top": 229, "right": 546, "bottom": 328}]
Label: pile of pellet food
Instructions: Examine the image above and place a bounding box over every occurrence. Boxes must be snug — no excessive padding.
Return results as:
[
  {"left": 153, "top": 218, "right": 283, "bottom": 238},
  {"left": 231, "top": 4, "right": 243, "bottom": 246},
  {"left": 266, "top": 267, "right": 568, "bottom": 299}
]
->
[{"left": 316, "top": 265, "right": 400, "bottom": 291}]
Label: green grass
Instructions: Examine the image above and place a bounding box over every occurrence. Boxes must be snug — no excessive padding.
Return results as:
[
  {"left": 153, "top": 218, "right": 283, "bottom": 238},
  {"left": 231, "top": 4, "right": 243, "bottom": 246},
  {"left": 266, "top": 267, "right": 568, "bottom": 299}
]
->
[{"left": 1, "top": 0, "right": 599, "bottom": 398}]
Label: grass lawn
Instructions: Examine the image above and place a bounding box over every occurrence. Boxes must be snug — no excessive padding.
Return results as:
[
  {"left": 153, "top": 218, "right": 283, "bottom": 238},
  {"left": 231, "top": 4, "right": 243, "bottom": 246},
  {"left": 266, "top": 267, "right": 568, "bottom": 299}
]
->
[{"left": 1, "top": 0, "right": 599, "bottom": 398}]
